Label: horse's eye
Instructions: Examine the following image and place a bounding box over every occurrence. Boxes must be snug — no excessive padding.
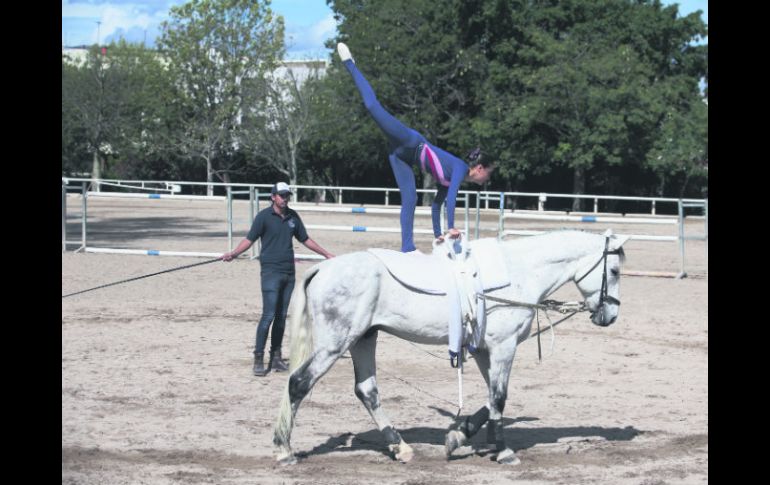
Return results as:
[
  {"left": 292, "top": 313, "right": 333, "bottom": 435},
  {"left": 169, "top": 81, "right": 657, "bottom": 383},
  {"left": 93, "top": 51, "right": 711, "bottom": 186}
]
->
[{"left": 611, "top": 268, "right": 619, "bottom": 277}]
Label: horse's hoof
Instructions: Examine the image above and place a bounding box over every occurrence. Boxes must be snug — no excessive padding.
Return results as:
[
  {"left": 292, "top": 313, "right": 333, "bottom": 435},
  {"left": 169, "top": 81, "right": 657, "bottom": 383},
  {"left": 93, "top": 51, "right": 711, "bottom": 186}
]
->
[
  {"left": 390, "top": 441, "right": 414, "bottom": 463},
  {"left": 396, "top": 448, "right": 414, "bottom": 463},
  {"left": 445, "top": 430, "right": 467, "bottom": 458},
  {"left": 276, "top": 450, "right": 297, "bottom": 466},
  {"left": 496, "top": 448, "right": 521, "bottom": 465}
]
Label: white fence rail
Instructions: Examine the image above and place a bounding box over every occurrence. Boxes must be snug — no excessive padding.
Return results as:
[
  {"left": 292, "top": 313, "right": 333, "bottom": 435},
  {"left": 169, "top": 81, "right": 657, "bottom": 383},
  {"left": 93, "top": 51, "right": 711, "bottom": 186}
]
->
[{"left": 62, "top": 178, "right": 707, "bottom": 277}]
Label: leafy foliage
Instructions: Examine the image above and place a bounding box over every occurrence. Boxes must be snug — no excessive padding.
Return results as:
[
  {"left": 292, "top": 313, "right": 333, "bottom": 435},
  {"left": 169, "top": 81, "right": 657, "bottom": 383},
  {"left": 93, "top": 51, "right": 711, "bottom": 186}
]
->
[{"left": 62, "top": 0, "right": 707, "bottom": 200}]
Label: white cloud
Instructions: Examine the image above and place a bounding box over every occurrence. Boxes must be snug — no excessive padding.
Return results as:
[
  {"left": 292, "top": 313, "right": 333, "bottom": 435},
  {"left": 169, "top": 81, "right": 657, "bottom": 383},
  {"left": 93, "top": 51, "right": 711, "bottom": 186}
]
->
[
  {"left": 309, "top": 14, "right": 337, "bottom": 43},
  {"left": 285, "top": 13, "right": 337, "bottom": 56},
  {"left": 100, "top": 5, "right": 160, "bottom": 39},
  {"left": 62, "top": 1, "right": 182, "bottom": 45}
]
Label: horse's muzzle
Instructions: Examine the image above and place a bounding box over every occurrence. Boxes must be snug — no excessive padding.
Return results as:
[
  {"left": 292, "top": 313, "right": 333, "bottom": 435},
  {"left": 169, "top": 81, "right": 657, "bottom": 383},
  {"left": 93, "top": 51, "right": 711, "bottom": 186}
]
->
[{"left": 590, "top": 309, "right": 617, "bottom": 327}]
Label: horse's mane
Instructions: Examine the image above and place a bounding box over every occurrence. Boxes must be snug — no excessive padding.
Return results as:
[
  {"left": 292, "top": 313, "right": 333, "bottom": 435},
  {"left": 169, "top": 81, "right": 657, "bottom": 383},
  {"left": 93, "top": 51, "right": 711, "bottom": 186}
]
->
[{"left": 499, "top": 230, "right": 626, "bottom": 263}]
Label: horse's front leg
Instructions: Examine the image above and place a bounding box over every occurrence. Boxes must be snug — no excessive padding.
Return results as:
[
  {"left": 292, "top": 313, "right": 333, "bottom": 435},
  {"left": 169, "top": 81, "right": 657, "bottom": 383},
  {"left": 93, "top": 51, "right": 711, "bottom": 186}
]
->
[
  {"left": 446, "top": 349, "right": 492, "bottom": 457},
  {"left": 349, "top": 329, "right": 414, "bottom": 463},
  {"left": 484, "top": 343, "right": 520, "bottom": 465}
]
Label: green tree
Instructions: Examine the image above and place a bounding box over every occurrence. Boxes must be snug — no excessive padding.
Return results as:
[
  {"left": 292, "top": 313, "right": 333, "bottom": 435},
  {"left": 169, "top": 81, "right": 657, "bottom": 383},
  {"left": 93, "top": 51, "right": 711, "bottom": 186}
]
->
[
  {"left": 310, "top": 0, "right": 707, "bottom": 203},
  {"left": 157, "top": 0, "right": 285, "bottom": 195},
  {"left": 646, "top": 95, "right": 707, "bottom": 198},
  {"left": 62, "top": 42, "right": 190, "bottom": 181},
  {"left": 310, "top": 0, "right": 489, "bottom": 201},
  {"left": 476, "top": 0, "right": 707, "bottom": 206},
  {"left": 61, "top": 46, "right": 122, "bottom": 187},
  {"left": 102, "top": 40, "right": 190, "bottom": 181},
  {"left": 62, "top": 55, "right": 91, "bottom": 176},
  {"left": 240, "top": 62, "right": 325, "bottom": 186}
]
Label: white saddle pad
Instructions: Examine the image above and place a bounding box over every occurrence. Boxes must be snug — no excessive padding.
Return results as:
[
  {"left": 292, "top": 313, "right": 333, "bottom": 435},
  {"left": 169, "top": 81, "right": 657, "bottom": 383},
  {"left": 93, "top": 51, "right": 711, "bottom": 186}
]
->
[
  {"left": 367, "top": 248, "right": 451, "bottom": 294},
  {"left": 468, "top": 238, "right": 511, "bottom": 291},
  {"left": 368, "top": 239, "right": 511, "bottom": 295}
]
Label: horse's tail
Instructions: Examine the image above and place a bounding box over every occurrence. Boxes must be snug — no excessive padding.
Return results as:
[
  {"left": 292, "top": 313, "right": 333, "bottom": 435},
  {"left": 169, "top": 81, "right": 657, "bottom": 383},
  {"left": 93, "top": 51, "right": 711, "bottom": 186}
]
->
[
  {"left": 287, "top": 264, "right": 320, "bottom": 372},
  {"left": 274, "top": 263, "right": 321, "bottom": 453}
]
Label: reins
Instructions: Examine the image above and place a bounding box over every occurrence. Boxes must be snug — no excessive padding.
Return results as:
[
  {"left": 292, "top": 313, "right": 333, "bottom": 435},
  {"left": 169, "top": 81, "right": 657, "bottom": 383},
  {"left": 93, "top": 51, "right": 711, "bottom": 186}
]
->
[{"left": 477, "top": 293, "right": 587, "bottom": 361}]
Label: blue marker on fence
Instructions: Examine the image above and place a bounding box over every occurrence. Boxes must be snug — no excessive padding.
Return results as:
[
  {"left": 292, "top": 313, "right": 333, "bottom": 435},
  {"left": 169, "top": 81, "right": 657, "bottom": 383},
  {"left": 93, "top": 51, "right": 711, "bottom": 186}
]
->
[
  {"left": 581, "top": 216, "right": 597, "bottom": 222},
  {"left": 352, "top": 207, "right": 366, "bottom": 213},
  {"left": 149, "top": 194, "right": 161, "bottom": 199},
  {"left": 353, "top": 226, "right": 367, "bottom": 232},
  {"left": 147, "top": 250, "right": 160, "bottom": 255}
]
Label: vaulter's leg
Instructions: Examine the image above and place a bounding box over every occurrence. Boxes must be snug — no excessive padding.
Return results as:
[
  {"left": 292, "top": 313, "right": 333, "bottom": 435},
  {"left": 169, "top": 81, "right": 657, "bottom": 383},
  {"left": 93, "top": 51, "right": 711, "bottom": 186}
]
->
[
  {"left": 388, "top": 154, "right": 418, "bottom": 252},
  {"left": 349, "top": 328, "right": 414, "bottom": 462}
]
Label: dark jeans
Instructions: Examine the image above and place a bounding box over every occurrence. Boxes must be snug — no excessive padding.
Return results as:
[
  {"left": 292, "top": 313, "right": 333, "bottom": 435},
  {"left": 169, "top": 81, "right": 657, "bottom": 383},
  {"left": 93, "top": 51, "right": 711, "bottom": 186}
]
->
[{"left": 255, "top": 271, "right": 295, "bottom": 356}]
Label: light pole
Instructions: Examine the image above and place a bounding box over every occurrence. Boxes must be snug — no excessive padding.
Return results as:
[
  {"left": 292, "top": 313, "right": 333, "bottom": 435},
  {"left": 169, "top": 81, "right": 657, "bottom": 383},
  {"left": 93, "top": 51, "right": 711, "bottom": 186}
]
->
[{"left": 96, "top": 21, "right": 101, "bottom": 46}]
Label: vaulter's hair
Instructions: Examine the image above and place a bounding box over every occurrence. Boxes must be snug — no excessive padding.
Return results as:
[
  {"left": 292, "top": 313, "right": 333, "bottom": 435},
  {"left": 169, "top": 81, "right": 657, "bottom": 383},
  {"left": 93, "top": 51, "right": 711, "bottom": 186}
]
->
[{"left": 466, "top": 147, "right": 494, "bottom": 169}]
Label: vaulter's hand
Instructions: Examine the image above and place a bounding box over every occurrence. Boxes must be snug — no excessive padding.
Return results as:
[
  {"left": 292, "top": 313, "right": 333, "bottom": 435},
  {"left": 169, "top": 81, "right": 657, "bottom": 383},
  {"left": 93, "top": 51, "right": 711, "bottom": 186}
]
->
[{"left": 447, "top": 228, "right": 462, "bottom": 239}]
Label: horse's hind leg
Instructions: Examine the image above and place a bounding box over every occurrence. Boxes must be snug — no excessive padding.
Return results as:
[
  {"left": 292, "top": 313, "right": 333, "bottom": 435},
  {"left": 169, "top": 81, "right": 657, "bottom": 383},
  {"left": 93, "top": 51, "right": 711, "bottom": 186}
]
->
[
  {"left": 274, "top": 348, "right": 345, "bottom": 464},
  {"left": 349, "top": 329, "right": 414, "bottom": 463}
]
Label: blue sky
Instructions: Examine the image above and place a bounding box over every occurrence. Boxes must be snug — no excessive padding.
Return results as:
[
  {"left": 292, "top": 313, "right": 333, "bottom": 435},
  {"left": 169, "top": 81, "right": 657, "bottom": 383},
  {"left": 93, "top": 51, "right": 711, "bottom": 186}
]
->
[{"left": 62, "top": 0, "right": 707, "bottom": 59}]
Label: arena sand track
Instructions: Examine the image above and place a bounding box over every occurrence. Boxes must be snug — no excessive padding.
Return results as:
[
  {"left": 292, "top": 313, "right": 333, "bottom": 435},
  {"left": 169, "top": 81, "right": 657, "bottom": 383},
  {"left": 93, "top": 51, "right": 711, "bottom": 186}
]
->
[{"left": 62, "top": 197, "right": 707, "bottom": 484}]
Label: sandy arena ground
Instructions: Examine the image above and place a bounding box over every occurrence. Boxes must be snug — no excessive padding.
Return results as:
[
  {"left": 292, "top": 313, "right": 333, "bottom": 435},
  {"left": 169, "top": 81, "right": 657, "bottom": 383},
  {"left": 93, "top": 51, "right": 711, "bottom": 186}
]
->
[{"left": 62, "top": 196, "right": 708, "bottom": 484}]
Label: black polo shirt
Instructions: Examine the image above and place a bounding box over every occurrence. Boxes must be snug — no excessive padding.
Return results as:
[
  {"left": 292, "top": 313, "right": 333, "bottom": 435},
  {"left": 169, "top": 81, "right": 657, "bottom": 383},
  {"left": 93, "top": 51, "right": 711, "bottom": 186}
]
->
[{"left": 247, "top": 205, "right": 309, "bottom": 274}]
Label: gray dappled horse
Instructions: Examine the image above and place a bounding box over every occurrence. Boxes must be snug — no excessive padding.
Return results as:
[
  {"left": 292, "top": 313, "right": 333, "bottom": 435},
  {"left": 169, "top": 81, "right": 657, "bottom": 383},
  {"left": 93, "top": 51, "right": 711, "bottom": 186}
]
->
[{"left": 274, "top": 230, "right": 629, "bottom": 465}]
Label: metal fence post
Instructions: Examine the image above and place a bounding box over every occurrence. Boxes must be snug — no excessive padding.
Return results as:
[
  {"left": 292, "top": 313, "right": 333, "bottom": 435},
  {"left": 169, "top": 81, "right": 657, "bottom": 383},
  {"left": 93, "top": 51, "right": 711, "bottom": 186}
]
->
[
  {"left": 385, "top": 190, "right": 389, "bottom": 206},
  {"left": 62, "top": 184, "right": 67, "bottom": 253},
  {"left": 651, "top": 200, "right": 656, "bottom": 215},
  {"left": 226, "top": 186, "right": 233, "bottom": 251},
  {"left": 475, "top": 192, "right": 480, "bottom": 240},
  {"left": 255, "top": 189, "right": 262, "bottom": 259},
  {"left": 593, "top": 198, "right": 598, "bottom": 213},
  {"left": 498, "top": 192, "right": 505, "bottom": 240},
  {"left": 464, "top": 194, "right": 470, "bottom": 238},
  {"left": 676, "top": 199, "right": 686, "bottom": 279},
  {"left": 249, "top": 186, "right": 256, "bottom": 259},
  {"left": 538, "top": 193, "right": 546, "bottom": 211},
  {"left": 704, "top": 198, "right": 708, "bottom": 261},
  {"left": 79, "top": 182, "right": 87, "bottom": 252}
]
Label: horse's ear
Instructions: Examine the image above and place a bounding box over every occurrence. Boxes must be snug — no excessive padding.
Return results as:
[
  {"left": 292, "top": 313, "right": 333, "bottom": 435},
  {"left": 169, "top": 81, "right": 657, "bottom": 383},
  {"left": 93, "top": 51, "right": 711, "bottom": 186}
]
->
[
  {"left": 602, "top": 228, "right": 614, "bottom": 237},
  {"left": 609, "top": 234, "right": 631, "bottom": 250}
]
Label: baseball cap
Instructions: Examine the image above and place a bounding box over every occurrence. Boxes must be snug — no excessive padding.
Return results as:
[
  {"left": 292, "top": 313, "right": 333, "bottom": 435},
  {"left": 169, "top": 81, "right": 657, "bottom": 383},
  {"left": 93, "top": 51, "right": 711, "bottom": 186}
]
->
[{"left": 271, "top": 182, "right": 293, "bottom": 195}]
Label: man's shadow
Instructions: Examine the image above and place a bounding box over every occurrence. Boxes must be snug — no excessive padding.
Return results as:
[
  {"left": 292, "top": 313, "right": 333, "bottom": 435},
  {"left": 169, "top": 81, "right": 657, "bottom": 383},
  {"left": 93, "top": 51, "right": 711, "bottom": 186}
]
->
[{"left": 294, "top": 405, "right": 642, "bottom": 462}]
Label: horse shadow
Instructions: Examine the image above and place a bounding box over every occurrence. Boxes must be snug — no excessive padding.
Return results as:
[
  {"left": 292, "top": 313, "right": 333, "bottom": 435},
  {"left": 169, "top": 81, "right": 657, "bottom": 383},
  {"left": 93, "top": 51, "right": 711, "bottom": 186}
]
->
[{"left": 295, "top": 405, "right": 642, "bottom": 462}]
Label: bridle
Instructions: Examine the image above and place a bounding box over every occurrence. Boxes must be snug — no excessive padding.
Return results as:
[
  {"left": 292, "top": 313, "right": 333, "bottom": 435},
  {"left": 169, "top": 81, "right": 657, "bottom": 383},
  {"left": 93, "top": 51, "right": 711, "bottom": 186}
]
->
[{"left": 575, "top": 236, "right": 622, "bottom": 310}]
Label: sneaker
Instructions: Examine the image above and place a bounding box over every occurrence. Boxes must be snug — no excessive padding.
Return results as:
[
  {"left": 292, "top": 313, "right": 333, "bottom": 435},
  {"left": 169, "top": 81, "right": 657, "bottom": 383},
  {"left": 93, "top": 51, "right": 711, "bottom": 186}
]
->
[{"left": 337, "top": 42, "right": 354, "bottom": 63}]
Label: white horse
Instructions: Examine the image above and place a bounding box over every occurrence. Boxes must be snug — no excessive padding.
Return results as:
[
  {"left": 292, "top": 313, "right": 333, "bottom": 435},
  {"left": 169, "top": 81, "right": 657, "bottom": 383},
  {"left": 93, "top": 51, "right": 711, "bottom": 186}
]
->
[{"left": 273, "top": 229, "right": 629, "bottom": 465}]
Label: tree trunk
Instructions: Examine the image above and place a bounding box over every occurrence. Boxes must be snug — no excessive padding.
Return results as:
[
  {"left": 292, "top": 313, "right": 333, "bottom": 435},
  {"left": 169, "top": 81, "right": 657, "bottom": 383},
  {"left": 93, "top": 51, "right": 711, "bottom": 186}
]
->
[
  {"left": 679, "top": 169, "right": 691, "bottom": 199},
  {"left": 289, "top": 144, "right": 298, "bottom": 186},
  {"left": 206, "top": 157, "right": 213, "bottom": 196},
  {"left": 91, "top": 149, "right": 101, "bottom": 192},
  {"left": 572, "top": 166, "right": 585, "bottom": 212}
]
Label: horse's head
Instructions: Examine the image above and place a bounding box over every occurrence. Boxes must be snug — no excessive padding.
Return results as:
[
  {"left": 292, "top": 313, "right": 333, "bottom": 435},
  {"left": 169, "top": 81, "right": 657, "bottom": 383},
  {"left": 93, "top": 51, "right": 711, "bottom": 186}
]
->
[{"left": 574, "top": 229, "right": 630, "bottom": 327}]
